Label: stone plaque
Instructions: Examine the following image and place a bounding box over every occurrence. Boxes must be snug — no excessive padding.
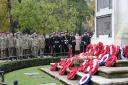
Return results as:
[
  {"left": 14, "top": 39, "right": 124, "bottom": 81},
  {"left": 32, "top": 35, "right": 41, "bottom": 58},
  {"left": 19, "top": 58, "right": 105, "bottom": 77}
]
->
[{"left": 96, "top": 14, "right": 112, "bottom": 37}]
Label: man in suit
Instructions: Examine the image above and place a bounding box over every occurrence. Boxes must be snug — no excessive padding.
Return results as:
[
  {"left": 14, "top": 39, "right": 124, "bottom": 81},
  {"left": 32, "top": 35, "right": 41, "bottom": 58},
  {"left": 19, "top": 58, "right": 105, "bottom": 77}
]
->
[{"left": 53, "top": 32, "right": 61, "bottom": 56}]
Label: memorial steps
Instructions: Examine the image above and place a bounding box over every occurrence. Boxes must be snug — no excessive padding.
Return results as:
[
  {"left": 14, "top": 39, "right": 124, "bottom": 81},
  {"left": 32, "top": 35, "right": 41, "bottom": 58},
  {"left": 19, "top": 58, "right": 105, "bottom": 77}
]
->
[
  {"left": 40, "top": 60, "right": 128, "bottom": 85},
  {"left": 115, "top": 60, "right": 128, "bottom": 67},
  {"left": 40, "top": 68, "right": 79, "bottom": 85}
]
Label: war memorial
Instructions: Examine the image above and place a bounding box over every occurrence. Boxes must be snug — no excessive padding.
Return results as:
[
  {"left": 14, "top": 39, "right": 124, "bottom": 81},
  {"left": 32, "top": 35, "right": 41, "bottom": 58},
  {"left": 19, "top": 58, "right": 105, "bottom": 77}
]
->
[
  {"left": 0, "top": 0, "right": 128, "bottom": 85},
  {"left": 42, "top": 0, "right": 128, "bottom": 85}
]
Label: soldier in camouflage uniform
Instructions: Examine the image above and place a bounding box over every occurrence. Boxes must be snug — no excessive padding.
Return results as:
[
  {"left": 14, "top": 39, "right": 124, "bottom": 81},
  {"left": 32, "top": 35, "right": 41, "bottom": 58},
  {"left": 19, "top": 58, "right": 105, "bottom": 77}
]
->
[
  {"left": 0, "top": 34, "right": 1, "bottom": 58},
  {"left": 15, "top": 33, "right": 23, "bottom": 58},
  {"left": 0, "top": 33, "right": 7, "bottom": 58},
  {"left": 22, "top": 34, "right": 29, "bottom": 58},
  {"left": 7, "top": 33, "right": 15, "bottom": 58},
  {"left": 38, "top": 34, "right": 45, "bottom": 56},
  {"left": 31, "top": 33, "right": 39, "bottom": 57},
  {"left": 27, "top": 35, "right": 32, "bottom": 57}
]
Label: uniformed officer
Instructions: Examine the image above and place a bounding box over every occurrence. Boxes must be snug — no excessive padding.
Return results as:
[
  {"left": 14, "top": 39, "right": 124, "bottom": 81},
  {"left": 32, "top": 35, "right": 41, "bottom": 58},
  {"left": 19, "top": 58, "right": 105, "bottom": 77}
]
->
[
  {"left": 44, "top": 34, "right": 51, "bottom": 55},
  {"left": 0, "top": 33, "right": 7, "bottom": 58},
  {"left": 59, "top": 32, "right": 64, "bottom": 55},
  {"left": 69, "top": 32, "right": 76, "bottom": 55},
  {"left": 87, "top": 32, "right": 91, "bottom": 45},
  {"left": 80, "top": 32, "right": 89, "bottom": 52},
  {"left": 63, "top": 32, "right": 70, "bottom": 55},
  {"left": 22, "top": 34, "right": 29, "bottom": 58},
  {"left": 31, "top": 33, "right": 39, "bottom": 57},
  {"left": 7, "top": 33, "right": 15, "bottom": 58},
  {"left": 49, "top": 33, "right": 54, "bottom": 55},
  {"left": 52, "top": 32, "right": 61, "bottom": 56},
  {"left": 15, "top": 32, "right": 23, "bottom": 58},
  {"left": 29, "top": 34, "right": 33, "bottom": 57},
  {"left": 0, "top": 34, "right": 2, "bottom": 58}
]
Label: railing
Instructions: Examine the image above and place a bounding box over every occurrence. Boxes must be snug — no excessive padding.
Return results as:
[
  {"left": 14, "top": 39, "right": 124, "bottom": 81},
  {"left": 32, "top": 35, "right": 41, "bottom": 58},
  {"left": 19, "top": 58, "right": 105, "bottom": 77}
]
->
[{"left": 0, "top": 48, "right": 73, "bottom": 60}]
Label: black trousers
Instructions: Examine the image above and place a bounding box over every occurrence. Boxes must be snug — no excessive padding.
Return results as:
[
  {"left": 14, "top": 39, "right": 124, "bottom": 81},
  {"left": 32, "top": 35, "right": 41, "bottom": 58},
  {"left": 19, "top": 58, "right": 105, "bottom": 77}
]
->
[
  {"left": 80, "top": 45, "right": 87, "bottom": 53},
  {"left": 53, "top": 45, "right": 60, "bottom": 56},
  {"left": 61, "top": 44, "right": 69, "bottom": 56},
  {"left": 71, "top": 45, "right": 75, "bottom": 55}
]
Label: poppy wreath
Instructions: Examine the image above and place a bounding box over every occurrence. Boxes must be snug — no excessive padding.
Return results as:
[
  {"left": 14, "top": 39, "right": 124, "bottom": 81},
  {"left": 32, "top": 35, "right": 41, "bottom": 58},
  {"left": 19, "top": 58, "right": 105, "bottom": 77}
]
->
[
  {"left": 93, "top": 45, "right": 100, "bottom": 56},
  {"left": 58, "top": 66, "right": 67, "bottom": 75},
  {"left": 110, "top": 45, "right": 118, "bottom": 55},
  {"left": 77, "top": 53, "right": 89, "bottom": 61},
  {"left": 98, "top": 53, "right": 105, "bottom": 60},
  {"left": 103, "top": 45, "right": 110, "bottom": 54},
  {"left": 105, "top": 55, "right": 117, "bottom": 67},
  {"left": 67, "top": 57, "right": 75, "bottom": 67},
  {"left": 50, "top": 63, "right": 58, "bottom": 71},
  {"left": 96, "top": 42, "right": 104, "bottom": 55},
  {"left": 50, "top": 58, "right": 68, "bottom": 71},
  {"left": 77, "top": 53, "right": 85, "bottom": 59},
  {"left": 83, "top": 66, "right": 90, "bottom": 74},
  {"left": 78, "top": 65, "right": 84, "bottom": 72},
  {"left": 86, "top": 44, "right": 93, "bottom": 52},
  {"left": 89, "top": 44, "right": 95, "bottom": 55},
  {"left": 89, "top": 59, "right": 99, "bottom": 75},
  {"left": 83, "top": 60, "right": 93, "bottom": 74},
  {"left": 59, "top": 58, "right": 68, "bottom": 66},
  {"left": 78, "top": 60, "right": 89, "bottom": 72},
  {"left": 67, "top": 60, "right": 89, "bottom": 80},
  {"left": 67, "top": 67, "right": 78, "bottom": 80},
  {"left": 98, "top": 54, "right": 110, "bottom": 66},
  {"left": 58, "top": 58, "right": 75, "bottom": 75},
  {"left": 124, "top": 45, "right": 128, "bottom": 58},
  {"left": 79, "top": 73, "right": 92, "bottom": 85}
]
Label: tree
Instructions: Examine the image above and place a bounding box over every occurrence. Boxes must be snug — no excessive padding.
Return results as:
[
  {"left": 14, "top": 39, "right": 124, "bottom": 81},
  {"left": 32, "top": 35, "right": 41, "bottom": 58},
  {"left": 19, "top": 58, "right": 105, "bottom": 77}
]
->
[
  {"left": 86, "top": 0, "right": 95, "bottom": 32},
  {"left": 0, "top": 0, "right": 9, "bottom": 32},
  {"left": 68, "top": 0, "right": 90, "bottom": 33},
  {"left": 11, "top": 0, "right": 79, "bottom": 33},
  {"left": 11, "top": 0, "right": 92, "bottom": 34}
]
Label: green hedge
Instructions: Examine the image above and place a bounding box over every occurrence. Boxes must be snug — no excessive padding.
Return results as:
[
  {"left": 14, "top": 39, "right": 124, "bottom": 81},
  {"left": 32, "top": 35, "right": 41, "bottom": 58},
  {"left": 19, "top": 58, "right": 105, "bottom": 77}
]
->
[{"left": 0, "top": 57, "right": 61, "bottom": 73}]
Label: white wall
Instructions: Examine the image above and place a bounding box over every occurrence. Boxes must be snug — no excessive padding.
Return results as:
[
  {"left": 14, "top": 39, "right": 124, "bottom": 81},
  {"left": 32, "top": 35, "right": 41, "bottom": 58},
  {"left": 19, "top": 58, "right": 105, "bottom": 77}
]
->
[
  {"left": 95, "top": 0, "right": 128, "bottom": 46},
  {"left": 115, "top": 0, "right": 128, "bottom": 46}
]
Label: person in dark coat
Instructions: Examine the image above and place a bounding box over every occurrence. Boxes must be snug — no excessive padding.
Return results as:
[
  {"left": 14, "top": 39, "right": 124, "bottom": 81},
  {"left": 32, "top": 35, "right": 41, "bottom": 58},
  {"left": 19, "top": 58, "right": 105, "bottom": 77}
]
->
[
  {"left": 80, "top": 32, "right": 89, "bottom": 52},
  {"left": 60, "top": 32, "right": 65, "bottom": 56},
  {"left": 63, "top": 32, "right": 70, "bottom": 55},
  {"left": 52, "top": 32, "right": 61, "bottom": 56},
  {"left": 44, "top": 35, "right": 51, "bottom": 55},
  {"left": 69, "top": 32, "right": 76, "bottom": 55}
]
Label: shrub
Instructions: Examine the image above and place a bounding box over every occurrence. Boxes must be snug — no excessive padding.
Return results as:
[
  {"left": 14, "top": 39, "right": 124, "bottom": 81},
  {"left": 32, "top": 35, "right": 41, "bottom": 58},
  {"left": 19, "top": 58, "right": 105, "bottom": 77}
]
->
[{"left": 0, "top": 57, "right": 61, "bottom": 73}]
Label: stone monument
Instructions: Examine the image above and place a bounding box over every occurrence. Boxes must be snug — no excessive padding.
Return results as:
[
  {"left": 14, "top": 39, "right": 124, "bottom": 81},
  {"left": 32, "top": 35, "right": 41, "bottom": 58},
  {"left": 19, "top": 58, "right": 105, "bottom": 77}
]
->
[{"left": 94, "top": 0, "right": 128, "bottom": 47}]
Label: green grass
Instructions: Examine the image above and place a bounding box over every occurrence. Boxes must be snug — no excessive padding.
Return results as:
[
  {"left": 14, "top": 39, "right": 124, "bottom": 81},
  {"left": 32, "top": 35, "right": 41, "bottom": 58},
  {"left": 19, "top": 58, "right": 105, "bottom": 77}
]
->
[{"left": 5, "top": 66, "right": 64, "bottom": 85}]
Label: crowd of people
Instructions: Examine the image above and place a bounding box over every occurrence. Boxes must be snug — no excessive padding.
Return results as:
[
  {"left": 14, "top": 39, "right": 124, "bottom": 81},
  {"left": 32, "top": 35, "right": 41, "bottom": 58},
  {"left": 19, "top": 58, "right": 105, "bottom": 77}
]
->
[{"left": 0, "top": 32, "right": 91, "bottom": 59}]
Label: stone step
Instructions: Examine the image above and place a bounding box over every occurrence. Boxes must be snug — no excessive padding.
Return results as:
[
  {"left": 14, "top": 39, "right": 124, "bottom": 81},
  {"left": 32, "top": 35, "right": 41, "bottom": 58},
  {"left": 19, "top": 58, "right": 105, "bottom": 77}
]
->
[
  {"left": 91, "top": 75, "right": 128, "bottom": 85},
  {"left": 51, "top": 63, "right": 128, "bottom": 78},
  {"left": 115, "top": 60, "right": 128, "bottom": 67},
  {"left": 50, "top": 63, "right": 84, "bottom": 79},
  {"left": 40, "top": 68, "right": 79, "bottom": 85},
  {"left": 98, "top": 67, "right": 128, "bottom": 78},
  {"left": 41, "top": 67, "right": 128, "bottom": 85}
]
